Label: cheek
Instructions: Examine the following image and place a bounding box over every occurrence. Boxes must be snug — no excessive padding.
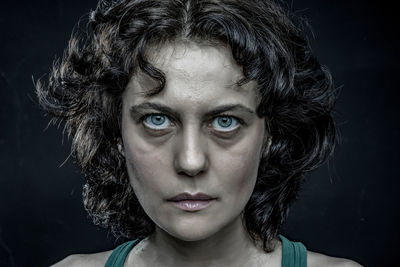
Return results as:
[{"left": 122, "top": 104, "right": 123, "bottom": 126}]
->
[
  {"left": 215, "top": 123, "right": 265, "bottom": 198},
  {"left": 122, "top": 126, "right": 171, "bottom": 199},
  {"left": 127, "top": 146, "right": 167, "bottom": 188},
  {"left": 218, "top": 148, "right": 260, "bottom": 196}
]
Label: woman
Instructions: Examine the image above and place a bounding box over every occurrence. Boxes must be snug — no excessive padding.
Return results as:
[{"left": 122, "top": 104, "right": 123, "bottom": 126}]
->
[{"left": 37, "top": 0, "right": 362, "bottom": 266}]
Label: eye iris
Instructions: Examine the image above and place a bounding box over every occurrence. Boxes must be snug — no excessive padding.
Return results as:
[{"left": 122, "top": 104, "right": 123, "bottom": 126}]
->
[
  {"left": 217, "top": 117, "right": 232, "bottom": 127},
  {"left": 151, "top": 115, "right": 165, "bottom": 125}
]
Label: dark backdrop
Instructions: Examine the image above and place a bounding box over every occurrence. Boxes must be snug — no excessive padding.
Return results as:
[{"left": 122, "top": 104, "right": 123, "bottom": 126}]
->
[{"left": 0, "top": 0, "right": 398, "bottom": 266}]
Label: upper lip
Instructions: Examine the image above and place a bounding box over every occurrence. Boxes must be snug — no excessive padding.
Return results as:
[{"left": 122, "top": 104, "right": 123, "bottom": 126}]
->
[{"left": 168, "top": 193, "right": 215, "bottom": 201}]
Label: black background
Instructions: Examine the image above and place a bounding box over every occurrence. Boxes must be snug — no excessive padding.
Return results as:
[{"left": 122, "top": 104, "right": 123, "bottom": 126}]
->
[{"left": 0, "top": 0, "right": 398, "bottom": 266}]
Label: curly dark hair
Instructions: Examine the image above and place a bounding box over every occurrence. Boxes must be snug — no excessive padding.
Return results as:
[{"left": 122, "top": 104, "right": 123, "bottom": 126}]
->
[{"left": 36, "top": 0, "right": 337, "bottom": 251}]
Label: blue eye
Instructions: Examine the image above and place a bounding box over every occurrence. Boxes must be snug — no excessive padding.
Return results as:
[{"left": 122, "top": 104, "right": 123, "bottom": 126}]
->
[
  {"left": 143, "top": 114, "right": 170, "bottom": 130},
  {"left": 211, "top": 116, "right": 240, "bottom": 132}
]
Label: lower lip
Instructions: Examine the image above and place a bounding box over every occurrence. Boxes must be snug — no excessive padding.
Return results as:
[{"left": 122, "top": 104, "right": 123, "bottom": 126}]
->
[{"left": 169, "top": 200, "right": 214, "bottom": 211}]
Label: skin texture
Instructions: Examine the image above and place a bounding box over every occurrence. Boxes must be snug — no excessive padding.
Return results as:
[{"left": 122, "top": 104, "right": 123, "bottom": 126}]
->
[
  {"left": 51, "top": 42, "right": 363, "bottom": 267},
  {"left": 120, "top": 41, "right": 269, "bottom": 266}
]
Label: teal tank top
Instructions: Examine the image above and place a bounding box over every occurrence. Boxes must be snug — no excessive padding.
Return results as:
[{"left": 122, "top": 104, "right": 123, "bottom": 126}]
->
[{"left": 105, "top": 235, "right": 307, "bottom": 267}]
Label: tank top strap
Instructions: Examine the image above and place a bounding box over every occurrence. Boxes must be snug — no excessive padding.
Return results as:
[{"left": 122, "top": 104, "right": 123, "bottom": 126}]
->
[
  {"left": 105, "top": 236, "right": 306, "bottom": 267},
  {"left": 279, "top": 235, "right": 307, "bottom": 267},
  {"left": 105, "top": 239, "right": 140, "bottom": 267}
]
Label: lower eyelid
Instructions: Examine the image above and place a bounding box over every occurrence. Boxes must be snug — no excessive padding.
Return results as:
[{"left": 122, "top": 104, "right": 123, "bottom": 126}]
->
[
  {"left": 214, "top": 125, "right": 240, "bottom": 134},
  {"left": 212, "top": 126, "right": 241, "bottom": 139}
]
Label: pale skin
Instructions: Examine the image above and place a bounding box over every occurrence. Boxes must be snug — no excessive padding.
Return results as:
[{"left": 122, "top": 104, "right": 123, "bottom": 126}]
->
[{"left": 53, "top": 42, "right": 362, "bottom": 267}]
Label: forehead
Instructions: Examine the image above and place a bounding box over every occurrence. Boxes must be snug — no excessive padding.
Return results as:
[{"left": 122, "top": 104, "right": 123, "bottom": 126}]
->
[
  {"left": 149, "top": 41, "right": 243, "bottom": 83},
  {"left": 124, "top": 41, "right": 259, "bottom": 107}
]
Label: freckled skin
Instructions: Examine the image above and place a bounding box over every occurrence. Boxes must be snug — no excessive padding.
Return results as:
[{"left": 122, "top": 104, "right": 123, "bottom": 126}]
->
[{"left": 120, "top": 42, "right": 267, "bottom": 266}]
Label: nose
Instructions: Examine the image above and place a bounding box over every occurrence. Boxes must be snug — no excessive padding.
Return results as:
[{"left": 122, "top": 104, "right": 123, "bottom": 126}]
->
[{"left": 173, "top": 125, "right": 209, "bottom": 177}]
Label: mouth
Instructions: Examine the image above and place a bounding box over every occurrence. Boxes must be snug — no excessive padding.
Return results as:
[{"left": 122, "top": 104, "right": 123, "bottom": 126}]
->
[{"left": 167, "top": 193, "right": 216, "bottom": 211}]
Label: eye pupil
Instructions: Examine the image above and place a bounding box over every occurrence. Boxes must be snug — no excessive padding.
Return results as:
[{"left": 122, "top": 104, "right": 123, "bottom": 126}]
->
[
  {"left": 217, "top": 117, "right": 232, "bottom": 127},
  {"left": 151, "top": 115, "right": 165, "bottom": 125}
]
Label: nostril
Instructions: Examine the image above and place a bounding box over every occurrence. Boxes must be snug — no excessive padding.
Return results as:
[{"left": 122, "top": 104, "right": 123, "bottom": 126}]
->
[{"left": 177, "top": 169, "right": 203, "bottom": 177}]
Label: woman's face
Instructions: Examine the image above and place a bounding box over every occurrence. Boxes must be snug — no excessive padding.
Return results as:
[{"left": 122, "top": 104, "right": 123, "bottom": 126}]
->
[{"left": 121, "top": 41, "right": 266, "bottom": 241}]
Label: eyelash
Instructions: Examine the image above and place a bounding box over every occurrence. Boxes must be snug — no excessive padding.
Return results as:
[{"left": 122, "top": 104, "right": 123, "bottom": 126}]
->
[{"left": 139, "top": 113, "right": 244, "bottom": 133}]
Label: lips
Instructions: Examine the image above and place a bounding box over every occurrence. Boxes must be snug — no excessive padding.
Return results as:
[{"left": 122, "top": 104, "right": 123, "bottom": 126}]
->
[
  {"left": 168, "top": 192, "right": 215, "bottom": 202},
  {"left": 168, "top": 193, "right": 216, "bottom": 211}
]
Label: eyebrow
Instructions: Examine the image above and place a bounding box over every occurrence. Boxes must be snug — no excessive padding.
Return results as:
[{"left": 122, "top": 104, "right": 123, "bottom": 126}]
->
[
  {"left": 129, "top": 102, "right": 255, "bottom": 120},
  {"left": 130, "top": 102, "right": 181, "bottom": 120}
]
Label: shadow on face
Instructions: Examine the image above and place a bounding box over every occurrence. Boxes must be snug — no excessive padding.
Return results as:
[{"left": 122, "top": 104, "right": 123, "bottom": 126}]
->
[{"left": 120, "top": 41, "right": 267, "bottom": 242}]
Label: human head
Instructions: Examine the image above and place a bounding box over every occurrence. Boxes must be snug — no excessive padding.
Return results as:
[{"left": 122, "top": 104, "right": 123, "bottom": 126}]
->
[
  {"left": 121, "top": 41, "right": 267, "bottom": 243},
  {"left": 37, "top": 0, "right": 337, "bottom": 251}
]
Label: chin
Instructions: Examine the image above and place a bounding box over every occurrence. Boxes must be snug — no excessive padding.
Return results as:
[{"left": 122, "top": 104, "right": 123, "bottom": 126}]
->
[
  {"left": 160, "top": 217, "right": 226, "bottom": 242},
  {"left": 169, "top": 229, "right": 220, "bottom": 242}
]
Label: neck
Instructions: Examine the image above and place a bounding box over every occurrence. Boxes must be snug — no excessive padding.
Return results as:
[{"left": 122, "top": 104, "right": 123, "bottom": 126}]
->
[{"left": 147, "top": 215, "right": 267, "bottom": 267}]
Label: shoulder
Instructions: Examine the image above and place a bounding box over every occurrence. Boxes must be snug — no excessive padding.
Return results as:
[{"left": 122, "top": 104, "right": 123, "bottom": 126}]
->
[
  {"left": 50, "top": 250, "right": 113, "bottom": 267},
  {"left": 307, "top": 251, "right": 363, "bottom": 267}
]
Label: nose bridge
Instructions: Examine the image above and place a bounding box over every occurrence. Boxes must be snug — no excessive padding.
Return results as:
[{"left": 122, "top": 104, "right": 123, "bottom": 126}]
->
[{"left": 174, "top": 122, "right": 208, "bottom": 177}]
